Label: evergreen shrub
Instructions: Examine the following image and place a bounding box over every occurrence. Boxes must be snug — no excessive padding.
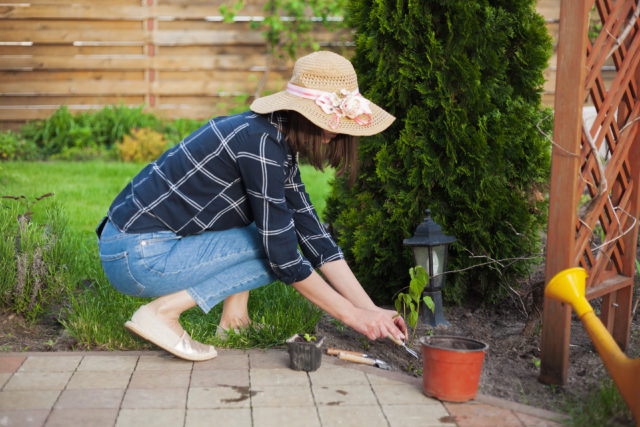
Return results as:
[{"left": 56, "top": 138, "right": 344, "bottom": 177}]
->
[{"left": 326, "top": 0, "right": 553, "bottom": 304}]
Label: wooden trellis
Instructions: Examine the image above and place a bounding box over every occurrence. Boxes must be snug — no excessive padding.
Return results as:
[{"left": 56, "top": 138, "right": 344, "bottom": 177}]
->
[{"left": 540, "top": 0, "right": 640, "bottom": 384}]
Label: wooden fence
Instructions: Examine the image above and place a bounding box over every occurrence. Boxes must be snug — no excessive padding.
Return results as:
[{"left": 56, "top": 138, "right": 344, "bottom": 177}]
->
[
  {"left": 0, "top": 0, "right": 612, "bottom": 130},
  {"left": 0, "top": 0, "right": 352, "bottom": 130}
]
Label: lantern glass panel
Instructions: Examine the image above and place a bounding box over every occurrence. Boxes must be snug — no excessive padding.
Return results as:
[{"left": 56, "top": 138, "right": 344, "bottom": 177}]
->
[
  {"left": 432, "top": 244, "right": 446, "bottom": 274},
  {"left": 411, "top": 246, "right": 431, "bottom": 274}
]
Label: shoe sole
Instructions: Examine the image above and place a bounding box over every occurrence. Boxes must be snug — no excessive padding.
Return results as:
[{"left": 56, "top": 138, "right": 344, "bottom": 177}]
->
[{"left": 125, "top": 321, "right": 217, "bottom": 362}]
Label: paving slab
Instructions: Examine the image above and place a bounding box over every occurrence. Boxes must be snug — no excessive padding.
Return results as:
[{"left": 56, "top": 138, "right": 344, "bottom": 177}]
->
[
  {"left": 66, "top": 370, "right": 132, "bottom": 390},
  {"left": 193, "top": 351, "right": 248, "bottom": 371},
  {"left": 3, "top": 371, "right": 72, "bottom": 391},
  {"left": 18, "top": 355, "right": 81, "bottom": 372},
  {"left": 77, "top": 355, "right": 138, "bottom": 372},
  {"left": 382, "top": 404, "right": 455, "bottom": 427},
  {"left": 185, "top": 408, "right": 252, "bottom": 427},
  {"left": 136, "top": 354, "right": 192, "bottom": 371},
  {"left": 250, "top": 367, "right": 309, "bottom": 387},
  {"left": 115, "top": 408, "right": 185, "bottom": 427},
  {"left": 0, "top": 409, "right": 49, "bottom": 426},
  {"left": 312, "top": 384, "right": 378, "bottom": 406},
  {"left": 54, "top": 388, "right": 125, "bottom": 409},
  {"left": 0, "top": 350, "right": 568, "bottom": 427},
  {"left": 252, "top": 406, "right": 321, "bottom": 427},
  {"left": 187, "top": 385, "right": 253, "bottom": 409},
  {"left": 317, "top": 404, "right": 388, "bottom": 427},
  {"left": 0, "top": 390, "right": 60, "bottom": 410},
  {"left": 308, "top": 364, "right": 369, "bottom": 386},
  {"left": 128, "top": 369, "right": 191, "bottom": 389},
  {"left": 45, "top": 408, "right": 119, "bottom": 427},
  {"left": 189, "top": 368, "right": 249, "bottom": 388},
  {"left": 0, "top": 356, "right": 25, "bottom": 373},
  {"left": 251, "top": 384, "right": 314, "bottom": 407},
  {"left": 121, "top": 387, "right": 187, "bottom": 409}
]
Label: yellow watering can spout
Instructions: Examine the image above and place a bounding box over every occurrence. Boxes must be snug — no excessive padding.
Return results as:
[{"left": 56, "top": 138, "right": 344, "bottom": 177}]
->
[{"left": 545, "top": 268, "right": 640, "bottom": 425}]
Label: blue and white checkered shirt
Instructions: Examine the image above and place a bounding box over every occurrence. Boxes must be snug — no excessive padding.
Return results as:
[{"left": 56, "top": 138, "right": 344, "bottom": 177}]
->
[{"left": 106, "top": 111, "right": 344, "bottom": 284}]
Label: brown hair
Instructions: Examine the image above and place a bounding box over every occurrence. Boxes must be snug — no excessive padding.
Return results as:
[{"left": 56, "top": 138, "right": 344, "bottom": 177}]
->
[{"left": 284, "top": 111, "right": 359, "bottom": 185}]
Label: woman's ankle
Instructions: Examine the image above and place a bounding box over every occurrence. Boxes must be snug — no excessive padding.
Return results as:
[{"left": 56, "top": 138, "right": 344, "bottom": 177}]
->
[{"left": 219, "top": 315, "right": 252, "bottom": 330}]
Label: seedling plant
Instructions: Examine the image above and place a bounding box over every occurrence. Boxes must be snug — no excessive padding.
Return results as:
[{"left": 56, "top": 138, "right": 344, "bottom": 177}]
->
[{"left": 394, "top": 266, "right": 435, "bottom": 346}]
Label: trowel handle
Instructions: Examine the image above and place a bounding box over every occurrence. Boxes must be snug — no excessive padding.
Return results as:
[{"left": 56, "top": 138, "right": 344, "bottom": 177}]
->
[
  {"left": 387, "top": 333, "right": 404, "bottom": 346},
  {"left": 338, "top": 353, "right": 375, "bottom": 366},
  {"left": 327, "top": 348, "right": 364, "bottom": 357}
]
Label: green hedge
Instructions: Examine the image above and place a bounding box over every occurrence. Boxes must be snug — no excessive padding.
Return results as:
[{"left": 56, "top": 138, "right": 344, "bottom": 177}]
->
[
  {"left": 2, "top": 105, "right": 208, "bottom": 161},
  {"left": 326, "top": 0, "right": 553, "bottom": 304}
]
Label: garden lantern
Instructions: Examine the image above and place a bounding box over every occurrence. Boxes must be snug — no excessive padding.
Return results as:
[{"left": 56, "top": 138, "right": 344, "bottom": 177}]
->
[{"left": 403, "top": 209, "right": 456, "bottom": 327}]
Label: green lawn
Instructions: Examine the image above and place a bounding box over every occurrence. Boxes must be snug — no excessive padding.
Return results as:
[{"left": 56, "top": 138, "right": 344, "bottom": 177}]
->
[
  {"left": 1, "top": 161, "right": 334, "bottom": 239},
  {"left": 0, "top": 160, "right": 334, "bottom": 350}
]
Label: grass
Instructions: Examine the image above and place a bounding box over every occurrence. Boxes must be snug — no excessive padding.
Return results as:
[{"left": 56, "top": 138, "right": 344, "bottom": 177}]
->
[
  {"left": 561, "top": 378, "right": 634, "bottom": 426},
  {"left": 1, "top": 160, "right": 333, "bottom": 349}
]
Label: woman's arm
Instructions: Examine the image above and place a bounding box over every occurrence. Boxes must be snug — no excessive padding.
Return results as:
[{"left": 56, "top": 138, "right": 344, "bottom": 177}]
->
[
  {"left": 293, "top": 269, "right": 406, "bottom": 341},
  {"left": 318, "top": 259, "right": 377, "bottom": 310}
]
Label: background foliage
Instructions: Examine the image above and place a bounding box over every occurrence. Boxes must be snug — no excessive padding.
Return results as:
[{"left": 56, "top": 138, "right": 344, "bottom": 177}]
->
[
  {"left": 326, "top": 0, "right": 553, "bottom": 304},
  {"left": 3, "top": 105, "right": 206, "bottom": 162}
]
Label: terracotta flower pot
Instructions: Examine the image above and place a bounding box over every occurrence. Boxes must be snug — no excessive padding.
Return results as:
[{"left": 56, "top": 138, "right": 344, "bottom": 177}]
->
[
  {"left": 286, "top": 334, "right": 325, "bottom": 372},
  {"left": 420, "top": 335, "right": 488, "bottom": 402}
]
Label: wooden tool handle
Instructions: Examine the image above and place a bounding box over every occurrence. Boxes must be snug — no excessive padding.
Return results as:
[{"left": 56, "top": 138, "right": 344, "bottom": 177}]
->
[
  {"left": 327, "top": 348, "right": 363, "bottom": 357},
  {"left": 338, "top": 352, "right": 375, "bottom": 366},
  {"left": 387, "top": 333, "right": 403, "bottom": 346}
]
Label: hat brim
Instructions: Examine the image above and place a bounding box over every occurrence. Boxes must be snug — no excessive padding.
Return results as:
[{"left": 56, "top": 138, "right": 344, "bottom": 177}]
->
[{"left": 250, "top": 91, "right": 395, "bottom": 136}]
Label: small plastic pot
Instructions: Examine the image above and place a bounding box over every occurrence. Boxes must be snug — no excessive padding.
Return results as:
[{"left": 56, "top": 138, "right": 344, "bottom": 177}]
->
[
  {"left": 286, "top": 334, "right": 325, "bottom": 372},
  {"left": 420, "top": 335, "right": 488, "bottom": 402}
]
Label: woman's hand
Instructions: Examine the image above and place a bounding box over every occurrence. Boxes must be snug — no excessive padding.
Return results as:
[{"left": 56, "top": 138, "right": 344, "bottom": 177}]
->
[{"left": 347, "top": 307, "right": 407, "bottom": 341}]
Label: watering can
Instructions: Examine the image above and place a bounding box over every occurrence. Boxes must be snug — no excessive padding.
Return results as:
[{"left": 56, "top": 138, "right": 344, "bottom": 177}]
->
[{"left": 545, "top": 268, "right": 640, "bottom": 424}]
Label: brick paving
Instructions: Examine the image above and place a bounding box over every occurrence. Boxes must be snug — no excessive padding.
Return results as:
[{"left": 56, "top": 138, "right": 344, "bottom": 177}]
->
[{"left": 0, "top": 350, "right": 566, "bottom": 427}]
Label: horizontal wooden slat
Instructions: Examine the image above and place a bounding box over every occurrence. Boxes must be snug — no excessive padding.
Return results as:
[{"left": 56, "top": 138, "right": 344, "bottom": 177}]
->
[
  {"left": 0, "top": 45, "right": 144, "bottom": 55},
  {"left": 0, "top": 96, "right": 145, "bottom": 106},
  {"left": 585, "top": 274, "right": 633, "bottom": 300},
  {"left": 0, "top": 19, "right": 142, "bottom": 31},
  {"left": 0, "top": 70, "right": 144, "bottom": 82},
  {"left": 0, "top": 5, "right": 148, "bottom": 20},
  {"left": 0, "top": 29, "right": 273, "bottom": 45},
  {"left": 1, "top": 0, "right": 140, "bottom": 5},
  {"left": 1, "top": 30, "right": 148, "bottom": 43},
  {"left": 0, "top": 80, "right": 149, "bottom": 95},
  {"left": 0, "top": 4, "right": 320, "bottom": 20}
]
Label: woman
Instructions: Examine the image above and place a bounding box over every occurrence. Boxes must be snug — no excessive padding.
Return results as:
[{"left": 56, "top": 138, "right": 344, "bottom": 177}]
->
[{"left": 96, "top": 51, "right": 406, "bottom": 361}]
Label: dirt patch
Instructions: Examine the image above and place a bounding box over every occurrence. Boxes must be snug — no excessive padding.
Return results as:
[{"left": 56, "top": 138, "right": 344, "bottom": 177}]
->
[{"left": 0, "top": 309, "right": 80, "bottom": 352}]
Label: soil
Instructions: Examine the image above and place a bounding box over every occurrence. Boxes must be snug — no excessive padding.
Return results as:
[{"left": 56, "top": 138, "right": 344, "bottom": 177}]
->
[{"left": 2, "top": 280, "right": 639, "bottom": 418}]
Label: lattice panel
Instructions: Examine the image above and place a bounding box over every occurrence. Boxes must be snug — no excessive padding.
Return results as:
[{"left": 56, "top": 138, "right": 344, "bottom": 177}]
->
[
  {"left": 574, "top": 0, "right": 640, "bottom": 293},
  {"left": 540, "top": 0, "right": 640, "bottom": 385}
]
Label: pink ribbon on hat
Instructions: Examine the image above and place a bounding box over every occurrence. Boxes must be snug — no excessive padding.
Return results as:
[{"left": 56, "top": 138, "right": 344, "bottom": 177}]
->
[{"left": 286, "top": 82, "right": 372, "bottom": 129}]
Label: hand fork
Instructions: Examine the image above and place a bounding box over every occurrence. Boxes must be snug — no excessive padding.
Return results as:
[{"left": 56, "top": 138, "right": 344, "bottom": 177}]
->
[{"left": 388, "top": 334, "right": 418, "bottom": 358}]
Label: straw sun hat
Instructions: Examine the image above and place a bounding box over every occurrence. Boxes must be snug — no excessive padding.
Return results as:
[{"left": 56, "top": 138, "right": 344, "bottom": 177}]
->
[{"left": 250, "top": 51, "right": 395, "bottom": 136}]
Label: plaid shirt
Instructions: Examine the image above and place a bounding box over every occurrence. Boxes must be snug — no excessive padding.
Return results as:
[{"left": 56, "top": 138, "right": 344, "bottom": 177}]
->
[{"left": 106, "top": 111, "right": 344, "bottom": 284}]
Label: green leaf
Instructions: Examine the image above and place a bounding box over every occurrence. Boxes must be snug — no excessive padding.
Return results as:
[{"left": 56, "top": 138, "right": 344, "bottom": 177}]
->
[
  {"left": 408, "top": 311, "right": 418, "bottom": 328},
  {"left": 423, "top": 296, "right": 435, "bottom": 313}
]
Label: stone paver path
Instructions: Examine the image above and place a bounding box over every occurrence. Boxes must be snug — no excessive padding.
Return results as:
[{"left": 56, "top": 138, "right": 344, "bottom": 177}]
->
[{"left": 0, "top": 350, "right": 566, "bottom": 427}]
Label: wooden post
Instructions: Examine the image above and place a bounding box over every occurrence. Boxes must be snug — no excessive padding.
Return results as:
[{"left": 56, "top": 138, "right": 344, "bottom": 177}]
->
[{"left": 539, "top": 0, "right": 590, "bottom": 385}]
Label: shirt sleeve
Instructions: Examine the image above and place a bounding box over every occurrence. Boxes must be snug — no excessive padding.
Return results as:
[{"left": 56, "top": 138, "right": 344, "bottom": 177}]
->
[
  {"left": 284, "top": 159, "right": 345, "bottom": 268},
  {"left": 236, "top": 132, "right": 314, "bottom": 285}
]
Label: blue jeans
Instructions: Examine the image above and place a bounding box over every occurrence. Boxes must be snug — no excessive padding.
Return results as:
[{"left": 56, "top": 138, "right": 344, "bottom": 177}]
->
[{"left": 98, "top": 220, "right": 277, "bottom": 313}]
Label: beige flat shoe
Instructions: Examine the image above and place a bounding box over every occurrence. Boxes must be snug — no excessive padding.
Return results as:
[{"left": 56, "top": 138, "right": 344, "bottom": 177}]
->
[{"left": 125, "top": 305, "right": 217, "bottom": 362}]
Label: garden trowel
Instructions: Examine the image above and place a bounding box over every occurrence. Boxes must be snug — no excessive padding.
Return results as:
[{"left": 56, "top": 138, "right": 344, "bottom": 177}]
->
[{"left": 330, "top": 349, "right": 392, "bottom": 370}]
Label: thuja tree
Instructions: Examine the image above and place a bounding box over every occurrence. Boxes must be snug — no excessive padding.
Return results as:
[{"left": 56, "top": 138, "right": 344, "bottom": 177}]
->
[{"left": 325, "top": 0, "right": 553, "bottom": 304}]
